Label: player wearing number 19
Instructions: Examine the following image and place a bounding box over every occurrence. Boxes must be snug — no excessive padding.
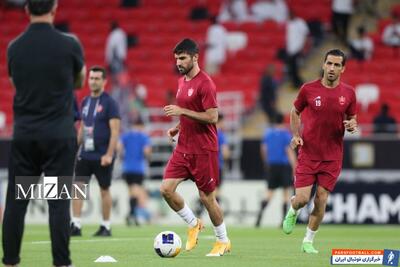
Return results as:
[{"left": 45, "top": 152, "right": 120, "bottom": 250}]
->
[{"left": 282, "top": 49, "right": 357, "bottom": 254}]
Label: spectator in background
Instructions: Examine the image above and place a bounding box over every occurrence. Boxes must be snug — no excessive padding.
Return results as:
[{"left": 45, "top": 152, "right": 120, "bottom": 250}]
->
[
  {"left": 218, "top": 0, "right": 249, "bottom": 23},
  {"left": 255, "top": 113, "right": 296, "bottom": 227},
  {"left": 286, "top": 10, "right": 309, "bottom": 88},
  {"left": 5, "top": 0, "right": 25, "bottom": 8},
  {"left": 373, "top": 103, "right": 397, "bottom": 134},
  {"left": 105, "top": 21, "right": 127, "bottom": 84},
  {"left": 205, "top": 16, "right": 228, "bottom": 75},
  {"left": 259, "top": 64, "right": 279, "bottom": 121},
  {"left": 118, "top": 118, "right": 152, "bottom": 226},
  {"left": 382, "top": 13, "right": 400, "bottom": 48},
  {"left": 331, "top": 0, "right": 354, "bottom": 43},
  {"left": 349, "top": 26, "right": 374, "bottom": 61},
  {"left": 250, "top": 0, "right": 288, "bottom": 24}
]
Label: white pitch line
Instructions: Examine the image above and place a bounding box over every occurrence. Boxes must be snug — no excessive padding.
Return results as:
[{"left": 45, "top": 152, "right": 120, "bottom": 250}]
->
[{"left": 31, "top": 235, "right": 216, "bottom": 245}]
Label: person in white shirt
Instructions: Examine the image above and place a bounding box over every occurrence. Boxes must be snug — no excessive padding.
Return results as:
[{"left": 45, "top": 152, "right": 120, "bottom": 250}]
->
[
  {"left": 382, "top": 14, "right": 400, "bottom": 47},
  {"left": 250, "top": 0, "right": 288, "bottom": 24},
  {"left": 349, "top": 26, "right": 374, "bottom": 61},
  {"left": 218, "top": 0, "right": 249, "bottom": 23},
  {"left": 105, "top": 21, "right": 127, "bottom": 79},
  {"left": 286, "top": 11, "right": 309, "bottom": 88},
  {"left": 331, "top": 0, "right": 354, "bottom": 43},
  {"left": 205, "top": 16, "right": 228, "bottom": 75}
]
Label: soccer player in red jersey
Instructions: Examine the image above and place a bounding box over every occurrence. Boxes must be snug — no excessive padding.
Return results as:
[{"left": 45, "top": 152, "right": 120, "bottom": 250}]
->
[
  {"left": 160, "top": 39, "right": 231, "bottom": 256},
  {"left": 282, "top": 49, "right": 358, "bottom": 253}
]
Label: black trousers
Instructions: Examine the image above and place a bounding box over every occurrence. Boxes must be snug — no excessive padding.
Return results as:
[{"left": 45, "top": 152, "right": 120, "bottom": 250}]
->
[
  {"left": 287, "top": 52, "right": 303, "bottom": 88},
  {"left": 2, "top": 138, "right": 77, "bottom": 266}
]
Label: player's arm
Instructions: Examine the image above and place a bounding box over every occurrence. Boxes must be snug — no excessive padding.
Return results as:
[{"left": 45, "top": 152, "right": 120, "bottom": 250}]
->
[
  {"left": 74, "top": 65, "right": 86, "bottom": 89},
  {"left": 286, "top": 146, "right": 297, "bottom": 171},
  {"left": 343, "top": 114, "right": 358, "bottom": 133},
  {"left": 116, "top": 140, "right": 124, "bottom": 159},
  {"left": 290, "top": 107, "right": 304, "bottom": 149},
  {"left": 77, "top": 121, "right": 84, "bottom": 146},
  {"left": 221, "top": 143, "right": 230, "bottom": 160},
  {"left": 167, "top": 123, "right": 180, "bottom": 142},
  {"left": 101, "top": 118, "right": 121, "bottom": 166},
  {"left": 164, "top": 105, "right": 218, "bottom": 124},
  {"left": 143, "top": 145, "right": 152, "bottom": 160},
  {"left": 260, "top": 143, "right": 267, "bottom": 167}
]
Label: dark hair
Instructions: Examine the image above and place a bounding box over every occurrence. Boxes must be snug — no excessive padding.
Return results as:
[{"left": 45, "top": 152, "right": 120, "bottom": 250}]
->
[
  {"left": 110, "top": 21, "right": 119, "bottom": 31},
  {"left": 324, "top": 49, "right": 347, "bottom": 66},
  {"left": 357, "top": 26, "right": 366, "bottom": 36},
  {"left": 89, "top": 66, "right": 107, "bottom": 79},
  {"left": 27, "top": 0, "right": 56, "bottom": 16},
  {"left": 173, "top": 38, "right": 199, "bottom": 56},
  {"left": 273, "top": 113, "right": 284, "bottom": 124}
]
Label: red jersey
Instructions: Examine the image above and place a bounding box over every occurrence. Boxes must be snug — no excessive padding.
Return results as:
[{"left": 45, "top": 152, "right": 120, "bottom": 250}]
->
[
  {"left": 175, "top": 70, "right": 218, "bottom": 154},
  {"left": 294, "top": 79, "right": 357, "bottom": 161}
]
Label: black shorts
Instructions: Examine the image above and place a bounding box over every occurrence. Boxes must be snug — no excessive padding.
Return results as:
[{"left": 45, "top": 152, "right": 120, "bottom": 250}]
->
[
  {"left": 75, "top": 158, "right": 114, "bottom": 189},
  {"left": 266, "top": 164, "right": 292, "bottom": 189},
  {"left": 123, "top": 173, "right": 144, "bottom": 185}
]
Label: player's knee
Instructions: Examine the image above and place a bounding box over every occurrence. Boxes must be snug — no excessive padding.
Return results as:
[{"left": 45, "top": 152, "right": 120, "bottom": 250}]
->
[
  {"left": 159, "top": 184, "right": 173, "bottom": 199},
  {"left": 295, "top": 195, "right": 309, "bottom": 208}
]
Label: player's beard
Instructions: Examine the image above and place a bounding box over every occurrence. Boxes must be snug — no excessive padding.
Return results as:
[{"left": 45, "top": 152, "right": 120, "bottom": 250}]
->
[
  {"left": 177, "top": 62, "right": 193, "bottom": 75},
  {"left": 326, "top": 72, "right": 338, "bottom": 82}
]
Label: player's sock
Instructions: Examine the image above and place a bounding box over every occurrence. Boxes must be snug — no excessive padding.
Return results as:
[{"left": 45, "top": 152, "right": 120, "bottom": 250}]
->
[
  {"left": 255, "top": 200, "right": 268, "bottom": 227},
  {"left": 213, "top": 222, "right": 229, "bottom": 243},
  {"left": 177, "top": 203, "right": 197, "bottom": 227},
  {"left": 303, "top": 227, "right": 317, "bottom": 243},
  {"left": 129, "top": 197, "right": 137, "bottom": 216},
  {"left": 72, "top": 217, "right": 81, "bottom": 229},
  {"left": 101, "top": 220, "right": 111, "bottom": 230}
]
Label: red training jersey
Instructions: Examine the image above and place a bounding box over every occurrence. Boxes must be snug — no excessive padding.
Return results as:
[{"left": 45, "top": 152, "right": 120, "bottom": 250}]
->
[
  {"left": 175, "top": 70, "right": 218, "bottom": 154},
  {"left": 294, "top": 79, "right": 357, "bottom": 161}
]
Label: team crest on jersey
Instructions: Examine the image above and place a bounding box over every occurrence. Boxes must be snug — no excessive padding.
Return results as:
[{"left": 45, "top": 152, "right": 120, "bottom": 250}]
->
[
  {"left": 188, "top": 88, "right": 194, "bottom": 96},
  {"left": 314, "top": 96, "right": 321, "bottom": 107},
  {"left": 339, "top": 96, "right": 346, "bottom": 105},
  {"left": 97, "top": 105, "right": 103, "bottom": 113}
]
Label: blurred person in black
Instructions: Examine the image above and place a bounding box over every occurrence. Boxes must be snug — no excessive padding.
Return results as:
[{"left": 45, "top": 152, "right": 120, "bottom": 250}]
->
[
  {"left": 3, "top": 0, "right": 86, "bottom": 266},
  {"left": 373, "top": 103, "right": 397, "bottom": 134},
  {"left": 259, "top": 64, "right": 279, "bottom": 121}
]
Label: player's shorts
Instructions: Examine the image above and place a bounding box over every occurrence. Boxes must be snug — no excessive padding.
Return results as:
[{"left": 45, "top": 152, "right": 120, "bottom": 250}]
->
[
  {"left": 266, "top": 164, "right": 292, "bottom": 189},
  {"left": 123, "top": 172, "right": 144, "bottom": 185},
  {"left": 294, "top": 158, "right": 342, "bottom": 192},
  {"left": 164, "top": 150, "right": 219, "bottom": 193},
  {"left": 75, "top": 158, "right": 114, "bottom": 189}
]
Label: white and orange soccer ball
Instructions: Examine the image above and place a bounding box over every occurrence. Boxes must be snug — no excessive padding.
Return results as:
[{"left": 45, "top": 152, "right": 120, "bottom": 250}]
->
[{"left": 153, "top": 231, "right": 182, "bottom": 258}]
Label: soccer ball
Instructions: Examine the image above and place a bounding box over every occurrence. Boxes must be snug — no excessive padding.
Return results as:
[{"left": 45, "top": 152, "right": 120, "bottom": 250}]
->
[{"left": 153, "top": 231, "right": 182, "bottom": 258}]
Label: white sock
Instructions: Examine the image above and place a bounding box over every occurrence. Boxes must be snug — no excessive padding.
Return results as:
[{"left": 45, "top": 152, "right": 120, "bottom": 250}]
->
[
  {"left": 177, "top": 203, "right": 197, "bottom": 227},
  {"left": 289, "top": 206, "right": 300, "bottom": 216},
  {"left": 303, "top": 227, "right": 317, "bottom": 243},
  {"left": 72, "top": 217, "right": 81, "bottom": 229},
  {"left": 213, "top": 222, "right": 229, "bottom": 243},
  {"left": 101, "top": 220, "right": 111, "bottom": 230}
]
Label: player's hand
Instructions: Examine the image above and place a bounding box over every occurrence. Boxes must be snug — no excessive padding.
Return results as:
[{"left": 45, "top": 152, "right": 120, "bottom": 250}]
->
[
  {"left": 164, "top": 105, "right": 183, "bottom": 117},
  {"left": 167, "top": 127, "right": 179, "bottom": 143},
  {"left": 343, "top": 119, "right": 358, "bottom": 134},
  {"left": 101, "top": 154, "right": 113, "bottom": 166},
  {"left": 290, "top": 136, "right": 303, "bottom": 149}
]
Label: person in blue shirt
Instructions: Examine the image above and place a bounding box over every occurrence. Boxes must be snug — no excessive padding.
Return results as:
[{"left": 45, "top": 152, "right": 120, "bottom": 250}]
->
[
  {"left": 195, "top": 114, "right": 230, "bottom": 217},
  {"left": 118, "top": 118, "right": 152, "bottom": 226},
  {"left": 71, "top": 66, "right": 121, "bottom": 237},
  {"left": 255, "top": 113, "right": 296, "bottom": 227}
]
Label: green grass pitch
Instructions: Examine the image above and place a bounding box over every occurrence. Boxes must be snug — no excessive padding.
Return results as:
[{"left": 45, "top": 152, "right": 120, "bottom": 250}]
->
[{"left": 10, "top": 224, "right": 400, "bottom": 267}]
